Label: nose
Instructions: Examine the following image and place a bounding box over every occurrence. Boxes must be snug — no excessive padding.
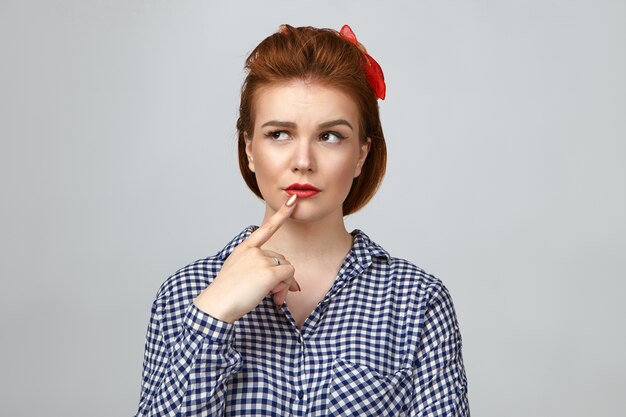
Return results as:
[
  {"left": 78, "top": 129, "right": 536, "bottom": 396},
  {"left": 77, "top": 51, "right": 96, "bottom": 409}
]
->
[{"left": 291, "top": 140, "right": 316, "bottom": 173}]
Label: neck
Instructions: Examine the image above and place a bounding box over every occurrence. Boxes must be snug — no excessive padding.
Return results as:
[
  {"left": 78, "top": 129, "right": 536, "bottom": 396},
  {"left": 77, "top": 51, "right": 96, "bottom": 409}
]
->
[{"left": 259, "top": 206, "right": 353, "bottom": 261}]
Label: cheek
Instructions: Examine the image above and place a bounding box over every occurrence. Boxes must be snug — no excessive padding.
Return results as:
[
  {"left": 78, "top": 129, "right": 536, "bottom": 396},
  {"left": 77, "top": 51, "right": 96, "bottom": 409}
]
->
[
  {"left": 329, "top": 157, "right": 360, "bottom": 193},
  {"left": 250, "top": 149, "right": 285, "bottom": 189}
]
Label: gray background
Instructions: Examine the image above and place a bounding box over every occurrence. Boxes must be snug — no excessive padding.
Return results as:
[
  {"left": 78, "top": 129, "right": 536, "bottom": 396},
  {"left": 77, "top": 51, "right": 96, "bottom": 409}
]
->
[{"left": 1, "top": 0, "right": 624, "bottom": 416}]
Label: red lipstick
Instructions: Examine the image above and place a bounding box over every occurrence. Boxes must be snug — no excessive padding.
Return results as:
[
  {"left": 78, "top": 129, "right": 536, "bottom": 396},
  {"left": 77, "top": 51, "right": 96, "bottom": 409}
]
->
[{"left": 285, "top": 183, "right": 321, "bottom": 198}]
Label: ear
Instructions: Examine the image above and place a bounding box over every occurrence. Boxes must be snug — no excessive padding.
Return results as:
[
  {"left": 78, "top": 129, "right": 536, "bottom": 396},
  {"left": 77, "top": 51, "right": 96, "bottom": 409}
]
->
[
  {"left": 353, "top": 137, "right": 371, "bottom": 178},
  {"left": 244, "top": 132, "right": 255, "bottom": 173}
]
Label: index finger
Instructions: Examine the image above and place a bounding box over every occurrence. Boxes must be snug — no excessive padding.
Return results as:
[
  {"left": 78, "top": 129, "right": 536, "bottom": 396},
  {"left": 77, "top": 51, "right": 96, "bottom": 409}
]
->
[{"left": 242, "top": 194, "right": 298, "bottom": 248}]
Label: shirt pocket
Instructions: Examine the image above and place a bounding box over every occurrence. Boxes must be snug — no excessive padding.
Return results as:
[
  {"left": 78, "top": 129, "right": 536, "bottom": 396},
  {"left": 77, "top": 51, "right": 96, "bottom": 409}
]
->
[{"left": 327, "top": 358, "right": 413, "bottom": 416}]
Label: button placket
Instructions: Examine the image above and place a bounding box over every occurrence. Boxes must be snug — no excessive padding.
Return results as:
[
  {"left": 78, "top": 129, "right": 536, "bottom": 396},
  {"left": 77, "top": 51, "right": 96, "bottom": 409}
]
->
[{"left": 292, "top": 331, "right": 308, "bottom": 415}]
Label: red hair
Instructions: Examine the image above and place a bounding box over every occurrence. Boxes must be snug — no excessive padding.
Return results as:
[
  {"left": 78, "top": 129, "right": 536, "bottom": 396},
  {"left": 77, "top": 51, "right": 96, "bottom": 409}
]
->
[{"left": 236, "top": 24, "right": 387, "bottom": 215}]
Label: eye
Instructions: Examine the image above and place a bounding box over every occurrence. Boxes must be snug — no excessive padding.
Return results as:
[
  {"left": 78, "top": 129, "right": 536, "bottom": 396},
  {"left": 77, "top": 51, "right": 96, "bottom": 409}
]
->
[
  {"left": 264, "top": 130, "right": 291, "bottom": 141},
  {"left": 320, "top": 131, "right": 346, "bottom": 144}
]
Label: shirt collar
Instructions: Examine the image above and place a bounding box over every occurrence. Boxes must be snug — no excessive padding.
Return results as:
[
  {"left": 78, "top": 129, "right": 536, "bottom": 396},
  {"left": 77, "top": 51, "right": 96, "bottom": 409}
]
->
[{"left": 216, "top": 226, "right": 391, "bottom": 266}]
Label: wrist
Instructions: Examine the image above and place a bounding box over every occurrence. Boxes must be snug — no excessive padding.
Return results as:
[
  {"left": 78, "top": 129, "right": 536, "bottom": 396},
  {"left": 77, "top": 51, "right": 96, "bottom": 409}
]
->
[{"left": 193, "top": 291, "right": 239, "bottom": 324}]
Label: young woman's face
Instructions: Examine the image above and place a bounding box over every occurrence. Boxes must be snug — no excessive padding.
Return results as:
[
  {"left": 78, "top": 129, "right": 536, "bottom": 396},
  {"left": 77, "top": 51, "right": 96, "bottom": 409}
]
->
[{"left": 245, "top": 81, "right": 370, "bottom": 223}]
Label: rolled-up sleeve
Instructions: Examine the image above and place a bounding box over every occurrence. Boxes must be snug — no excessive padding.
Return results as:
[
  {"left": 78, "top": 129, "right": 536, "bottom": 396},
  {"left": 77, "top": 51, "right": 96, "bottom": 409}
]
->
[{"left": 135, "top": 300, "right": 242, "bottom": 417}]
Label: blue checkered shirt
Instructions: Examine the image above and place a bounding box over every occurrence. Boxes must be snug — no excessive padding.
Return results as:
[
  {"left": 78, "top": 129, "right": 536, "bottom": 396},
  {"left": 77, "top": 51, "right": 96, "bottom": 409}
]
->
[{"left": 135, "top": 227, "right": 469, "bottom": 416}]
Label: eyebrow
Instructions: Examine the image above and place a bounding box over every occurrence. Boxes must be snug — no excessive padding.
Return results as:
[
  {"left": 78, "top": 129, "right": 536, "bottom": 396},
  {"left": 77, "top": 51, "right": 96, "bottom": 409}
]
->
[
  {"left": 319, "top": 119, "right": 353, "bottom": 130},
  {"left": 261, "top": 120, "right": 297, "bottom": 129},
  {"left": 260, "top": 119, "right": 353, "bottom": 130}
]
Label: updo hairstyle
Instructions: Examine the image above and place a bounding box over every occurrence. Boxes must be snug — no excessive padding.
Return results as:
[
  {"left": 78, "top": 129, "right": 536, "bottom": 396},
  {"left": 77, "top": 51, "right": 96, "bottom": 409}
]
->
[{"left": 236, "top": 24, "right": 387, "bottom": 215}]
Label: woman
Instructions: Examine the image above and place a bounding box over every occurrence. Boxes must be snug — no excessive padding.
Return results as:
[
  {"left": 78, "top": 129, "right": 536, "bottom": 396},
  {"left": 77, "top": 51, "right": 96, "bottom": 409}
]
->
[{"left": 135, "top": 24, "right": 469, "bottom": 416}]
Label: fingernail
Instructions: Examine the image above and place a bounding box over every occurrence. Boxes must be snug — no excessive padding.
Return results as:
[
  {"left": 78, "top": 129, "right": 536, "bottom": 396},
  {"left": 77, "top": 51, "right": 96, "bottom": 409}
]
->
[
  {"left": 296, "top": 282, "right": 302, "bottom": 292},
  {"left": 286, "top": 194, "right": 297, "bottom": 207}
]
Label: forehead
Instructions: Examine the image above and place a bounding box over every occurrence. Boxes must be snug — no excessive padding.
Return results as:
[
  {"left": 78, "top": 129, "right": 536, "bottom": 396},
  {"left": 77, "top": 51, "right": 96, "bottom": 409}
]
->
[{"left": 252, "top": 81, "right": 361, "bottom": 127}]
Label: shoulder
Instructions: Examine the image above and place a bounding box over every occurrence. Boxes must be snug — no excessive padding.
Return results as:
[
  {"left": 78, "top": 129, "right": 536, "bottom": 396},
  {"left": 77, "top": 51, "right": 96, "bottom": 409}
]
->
[
  {"left": 154, "top": 255, "right": 224, "bottom": 305},
  {"left": 153, "top": 226, "right": 255, "bottom": 305},
  {"left": 355, "top": 229, "right": 445, "bottom": 295},
  {"left": 356, "top": 230, "right": 451, "bottom": 309},
  {"left": 388, "top": 256, "right": 444, "bottom": 292},
  {"left": 356, "top": 231, "right": 460, "bottom": 352},
  {"left": 157, "top": 255, "right": 224, "bottom": 298},
  {"left": 386, "top": 256, "right": 453, "bottom": 315}
]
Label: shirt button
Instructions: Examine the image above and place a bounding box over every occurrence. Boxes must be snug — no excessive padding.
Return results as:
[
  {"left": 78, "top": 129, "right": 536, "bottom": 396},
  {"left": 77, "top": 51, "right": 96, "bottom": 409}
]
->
[{"left": 297, "top": 391, "right": 304, "bottom": 400}]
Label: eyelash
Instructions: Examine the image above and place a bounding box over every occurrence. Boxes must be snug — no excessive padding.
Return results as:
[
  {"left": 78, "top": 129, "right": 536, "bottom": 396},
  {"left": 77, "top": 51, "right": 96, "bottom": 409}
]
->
[
  {"left": 320, "top": 131, "right": 347, "bottom": 143},
  {"left": 264, "top": 130, "right": 290, "bottom": 141},
  {"left": 264, "top": 130, "right": 347, "bottom": 143}
]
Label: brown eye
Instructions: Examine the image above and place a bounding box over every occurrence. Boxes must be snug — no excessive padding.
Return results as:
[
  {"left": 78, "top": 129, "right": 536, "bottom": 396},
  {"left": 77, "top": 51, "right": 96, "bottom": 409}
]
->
[
  {"left": 320, "top": 132, "right": 345, "bottom": 143},
  {"left": 265, "top": 131, "right": 290, "bottom": 141}
]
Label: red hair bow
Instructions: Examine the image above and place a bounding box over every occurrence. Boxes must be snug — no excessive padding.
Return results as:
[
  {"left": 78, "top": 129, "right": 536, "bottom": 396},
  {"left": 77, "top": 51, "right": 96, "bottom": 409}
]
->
[{"left": 339, "top": 24, "right": 386, "bottom": 100}]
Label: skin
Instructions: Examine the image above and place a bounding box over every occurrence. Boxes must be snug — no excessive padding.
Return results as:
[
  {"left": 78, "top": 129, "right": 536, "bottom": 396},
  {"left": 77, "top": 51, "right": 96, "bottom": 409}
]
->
[
  {"left": 194, "top": 80, "right": 370, "bottom": 326},
  {"left": 247, "top": 81, "right": 370, "bottom": 226}
]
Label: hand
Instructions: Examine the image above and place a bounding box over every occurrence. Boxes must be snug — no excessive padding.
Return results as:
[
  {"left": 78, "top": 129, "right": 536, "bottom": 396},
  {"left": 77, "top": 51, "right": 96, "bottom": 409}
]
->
[{"left": 193, "top": 195, "right": 300, "bottom": 323}]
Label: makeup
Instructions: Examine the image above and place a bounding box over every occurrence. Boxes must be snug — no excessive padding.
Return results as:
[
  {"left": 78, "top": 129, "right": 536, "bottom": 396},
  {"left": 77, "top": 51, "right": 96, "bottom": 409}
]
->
[{"left": 285, "top": 183, "right": 321, "bottom": 199}]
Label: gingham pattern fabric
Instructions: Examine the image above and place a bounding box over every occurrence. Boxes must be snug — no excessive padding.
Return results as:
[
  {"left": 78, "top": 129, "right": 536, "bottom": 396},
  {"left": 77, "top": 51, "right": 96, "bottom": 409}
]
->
[{"left": 135, "top": 226, "right": 469, "bottom": 416}]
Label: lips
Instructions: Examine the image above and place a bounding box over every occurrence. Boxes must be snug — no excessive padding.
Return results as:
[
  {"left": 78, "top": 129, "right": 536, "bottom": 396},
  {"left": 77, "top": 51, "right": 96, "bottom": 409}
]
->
[{"left": 285, "top": 183, "right": 321, "bottom": 198}]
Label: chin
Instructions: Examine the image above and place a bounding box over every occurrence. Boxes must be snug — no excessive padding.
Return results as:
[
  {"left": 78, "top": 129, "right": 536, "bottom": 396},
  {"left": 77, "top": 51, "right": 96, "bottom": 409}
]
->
[
  {"left": 289, "top": 208, "right": 325, "bottom": 223},
  {"left": 292, "top": 202, "right": 344, "bottom": 224},
  {"left": 267, "top": 196, "right": 341, "bottom": 224}
]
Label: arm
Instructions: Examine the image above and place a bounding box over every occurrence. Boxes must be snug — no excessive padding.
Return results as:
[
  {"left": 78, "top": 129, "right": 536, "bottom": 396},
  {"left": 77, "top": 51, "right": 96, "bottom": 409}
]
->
[
  {"left": 135, "top": 197, "right": 300, "bottom": 415},
  {"left": 410, "top": 284, "right": 469, "bottom": 417},
  {"left": 134, "top": 299, "right": 242, "bottom": 417}
]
